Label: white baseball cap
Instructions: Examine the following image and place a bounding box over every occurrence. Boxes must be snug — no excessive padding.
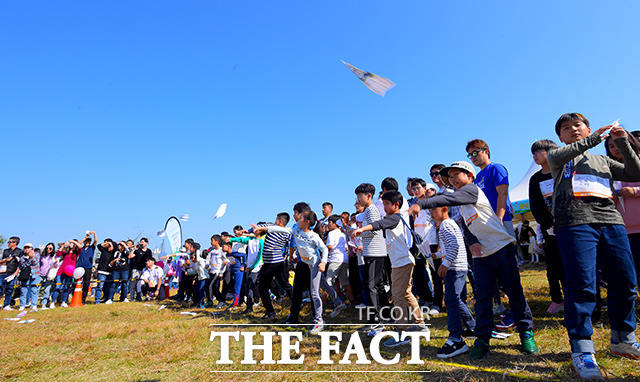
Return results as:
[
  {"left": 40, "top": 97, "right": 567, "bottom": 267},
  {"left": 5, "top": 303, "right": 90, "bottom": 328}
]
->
[{"left": 439, "top": 161, "right": 476, "bottom": 186}]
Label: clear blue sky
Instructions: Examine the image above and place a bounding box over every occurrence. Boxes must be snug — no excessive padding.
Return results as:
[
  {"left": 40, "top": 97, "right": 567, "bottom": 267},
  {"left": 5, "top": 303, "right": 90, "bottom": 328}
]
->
[{"left": 2, "top": 1, "right": 640, "bottom": 250}]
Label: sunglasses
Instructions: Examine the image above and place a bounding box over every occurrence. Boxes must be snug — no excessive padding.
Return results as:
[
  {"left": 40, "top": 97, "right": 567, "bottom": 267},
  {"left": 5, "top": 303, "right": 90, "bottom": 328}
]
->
[
  {"left": 467, "top": 149, "right": 485, "bottom": 159},
  {"left": 429, "top": 171, "right": 440, "bottom": 177}
]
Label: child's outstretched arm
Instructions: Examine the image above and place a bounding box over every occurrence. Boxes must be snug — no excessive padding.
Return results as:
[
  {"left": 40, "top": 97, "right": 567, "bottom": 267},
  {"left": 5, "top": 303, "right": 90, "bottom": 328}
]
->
[
  {"left": 547, "top": 126, "right": 611, "bottom": 173},
  {"left": 229, "top": 236, "right": 251, "bottom": 245},
  {"left": 409, "top": 185, "right": 479, "bottom": 216}
]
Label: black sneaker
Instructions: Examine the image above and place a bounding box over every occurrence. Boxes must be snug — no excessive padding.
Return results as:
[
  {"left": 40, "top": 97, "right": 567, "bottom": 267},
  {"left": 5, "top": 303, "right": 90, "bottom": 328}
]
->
[
  {"left": 437, "top": 339, "right": 469, "bottom": 359},
  {"left": 462, "top": 328, "right": 476, "bottom": 338},
  {"left": 241, "top": 307, "right": 253, "bottom": 314},
  {"left": 262, "top": 312, "right": 277, "bottom": 320}
]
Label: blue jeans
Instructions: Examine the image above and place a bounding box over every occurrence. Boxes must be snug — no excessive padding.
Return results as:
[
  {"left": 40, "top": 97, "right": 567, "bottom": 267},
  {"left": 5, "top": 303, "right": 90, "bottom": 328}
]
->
[
  {"left": 1, "top": 274, "right": 17, "bottom": 307},
  {"left": 20, "top": 275, "right": 41, "bottom": 308},
  {"left": 231, "top": 265, "right": 244, "bottom": 306},
  {"left": 51, "top": 274, "right": 73, "bottom": 304},
  {"left": 556, "top": 224, "right": 638, "bottom": 353},
  {"left": 0, "top": 274, "right": 16, "bottom": 306},
  {"left": 108, "top": 269, "right": 130, "bottom": 302},
  {"left": 444, "top": 269, "right": 475, "bottom": 341},
  {"left": 473, "top": 243, "right": 533, "bottom": 343},
  {"left": 195, "top": 278, "right": 208, "bottom": 306},
  {"left": 39, "top": 278, "right": 53, "bottom": 306},
  {"left": 94, "top": 273, "right": 112, "bottom": 304}
]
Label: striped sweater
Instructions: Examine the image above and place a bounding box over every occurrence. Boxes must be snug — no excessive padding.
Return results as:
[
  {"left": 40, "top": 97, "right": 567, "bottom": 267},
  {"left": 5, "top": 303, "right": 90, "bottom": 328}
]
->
[
  {"left": 436, "top": 218, "right": 468, "bottom": 271},
  {"left": 361, "top": 204, "right": 386, "bottom": 257},
  {"left": 261, "top": 224, "right": 293, "bottom": 264}
]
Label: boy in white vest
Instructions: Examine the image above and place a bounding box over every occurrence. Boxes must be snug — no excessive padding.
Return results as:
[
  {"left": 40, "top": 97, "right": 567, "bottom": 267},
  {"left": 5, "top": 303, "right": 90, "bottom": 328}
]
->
[{"left": 409, "top": 161, "right": 538, "bottom": 359}]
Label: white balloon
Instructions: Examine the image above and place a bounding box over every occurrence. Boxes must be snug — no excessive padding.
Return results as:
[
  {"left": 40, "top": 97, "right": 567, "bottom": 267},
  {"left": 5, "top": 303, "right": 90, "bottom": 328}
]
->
[{"left": 73, "top": 267, "right": 85, "bottom": 279}]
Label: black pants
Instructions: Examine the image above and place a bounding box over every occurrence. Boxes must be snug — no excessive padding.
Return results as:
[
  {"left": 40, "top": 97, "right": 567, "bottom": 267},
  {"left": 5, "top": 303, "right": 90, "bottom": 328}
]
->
[
  {"left": 221, "top": 268, "right": 232, "bottom": 298},
  {"left": 543, "top": 235, "right": 565, "bottom": 303},
  {"left": 411, "top": 256, "right": 430, "bottom": 302},
  {"left": 289, "top": 261, "right": 311, "bottom": 319},
  {"left": 81, "top": 267, "right": 92, "bottom": 303},
  {"left": 258, "top": 262, "right": 292, "bottom": 314},
  {"left": 180, "top": 275, "right": 195, "bottom": 302},
  {"left": 141, "top": 283, "right": 158, "bottom": 298},
  {"left": 363, "top": 256, "right": 388, "bottom": 323},
  {"left": 430, "top": 258, "right": 444, "bottom": 309},
  {"left": 243, "top": 272, "right": 259, "bottom": 310},
  {"left": 209, "top": 276, "right": 225, "bottom": 303}
]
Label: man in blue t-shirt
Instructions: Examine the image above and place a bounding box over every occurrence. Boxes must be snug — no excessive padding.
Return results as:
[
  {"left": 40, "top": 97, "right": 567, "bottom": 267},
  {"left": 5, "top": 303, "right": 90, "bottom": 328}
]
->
[{"left": 466, "top": 139, "right": 515, "bottom": 239}]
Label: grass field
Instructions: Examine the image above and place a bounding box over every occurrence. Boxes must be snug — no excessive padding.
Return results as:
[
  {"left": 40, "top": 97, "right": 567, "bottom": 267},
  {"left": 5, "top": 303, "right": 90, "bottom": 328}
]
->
[{"left": 2, "top": 265, "right": 640, "bottom": 381}]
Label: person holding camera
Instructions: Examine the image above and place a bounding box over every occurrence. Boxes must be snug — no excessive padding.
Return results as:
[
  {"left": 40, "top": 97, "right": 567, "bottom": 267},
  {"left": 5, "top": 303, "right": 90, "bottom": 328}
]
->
[
  {"left": 130, "top": 238, "right": 153, "bottom": 301},
  {"left": 94, "top": 239, "right": 116, "bottom": 304},
  {"left": 105, "top": 241, "right": 133, "bottom": 303},
  {"left": 18, "top": 243, "right": 40, "bottom": 311},
  {"left": 1, "top": 236, "right": 23, "bottom": 310}
]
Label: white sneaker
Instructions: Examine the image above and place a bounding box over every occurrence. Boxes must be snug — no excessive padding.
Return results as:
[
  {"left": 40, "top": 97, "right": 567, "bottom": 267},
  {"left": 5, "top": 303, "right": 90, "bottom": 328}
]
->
[
  {"left": 310, "top": 324, "right": 324, "bottom": 335},
  {"left": 60, "top": 302, "right": 69, "bottom": 308},
  {"left": 49, "top": 302, "right": 55, "bottom": 309},
  {"left": 330, "top": 303, "right": 347, "bottom": 318},
  {"left": 428, "top": 307, "right": 441, "bottom": 316},
  {"left": 123, "top": 298, "right": 130, "bottom": 303},
  {"left": 40, "top": 306, "right": 49, "bottom": 311},
  {"left": 3, "top": 306, "right": 13, "bottom": 311},
  {"left": 571, "top": 352, "right": 603, "bottom": 381},
  {"left": 105, "top": 300, "right": 113, "bottom": 305},
  {"left": 18, "top": 306, "right": 25, "bottom": 311},
  {"left": 610, "top": 341, "right": 640, "bottom": 360},
  {"left": 31, "top": 307, "right": 38, "bottom": 312}
]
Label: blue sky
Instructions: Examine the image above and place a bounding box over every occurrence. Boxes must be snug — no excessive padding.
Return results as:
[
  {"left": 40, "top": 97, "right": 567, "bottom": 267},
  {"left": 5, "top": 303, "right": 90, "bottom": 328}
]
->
[{"left": 2, "top": 1, "right": 640, "bottom": 250}]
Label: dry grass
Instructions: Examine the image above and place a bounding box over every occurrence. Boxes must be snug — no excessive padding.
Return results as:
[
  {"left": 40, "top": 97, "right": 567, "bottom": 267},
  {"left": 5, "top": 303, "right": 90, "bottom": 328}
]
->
[{"left": 1, "top": 265, "right": 639, "bottom": 381}]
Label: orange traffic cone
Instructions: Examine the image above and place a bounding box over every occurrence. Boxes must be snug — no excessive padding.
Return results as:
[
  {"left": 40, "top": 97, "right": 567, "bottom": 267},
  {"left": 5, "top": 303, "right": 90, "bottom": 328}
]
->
[{"left": 69, "top": 278, "right": 83, "bottom": 307}]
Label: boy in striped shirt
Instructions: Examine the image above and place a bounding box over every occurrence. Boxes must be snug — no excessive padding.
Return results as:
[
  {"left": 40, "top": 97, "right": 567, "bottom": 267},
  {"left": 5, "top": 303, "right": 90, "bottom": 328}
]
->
[
  {"left": 430, "top": 205, "right": 476, "bottom": 358},
  {"left": 354, "top": 183, "right": 389, "bottom": 334},
  {"left": 352, "top": 190, "right": 428, "bottom": 347},
  {"left": 253, "top": 213, "right": 294, "bottom": 320}
]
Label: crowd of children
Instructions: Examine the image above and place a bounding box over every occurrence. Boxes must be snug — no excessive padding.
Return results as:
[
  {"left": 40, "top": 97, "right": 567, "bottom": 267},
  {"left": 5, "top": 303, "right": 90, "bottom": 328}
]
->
[{"left": 2, "top": 113, "right": 640, "bottom": 380}]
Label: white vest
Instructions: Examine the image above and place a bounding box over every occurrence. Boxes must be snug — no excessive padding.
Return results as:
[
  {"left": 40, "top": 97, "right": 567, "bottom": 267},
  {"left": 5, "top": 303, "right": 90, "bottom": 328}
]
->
[
  {"left": 384, "top": 211, "right": 415, "bottom": 268},
  {"left": 460, "top": 187, "right": 515, "bottom": 257}
]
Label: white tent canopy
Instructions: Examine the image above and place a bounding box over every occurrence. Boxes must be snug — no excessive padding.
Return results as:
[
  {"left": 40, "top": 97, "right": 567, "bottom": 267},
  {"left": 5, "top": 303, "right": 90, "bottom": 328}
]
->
[{"left": 509, "top": 161, "right": 542, "bottom": 214}]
